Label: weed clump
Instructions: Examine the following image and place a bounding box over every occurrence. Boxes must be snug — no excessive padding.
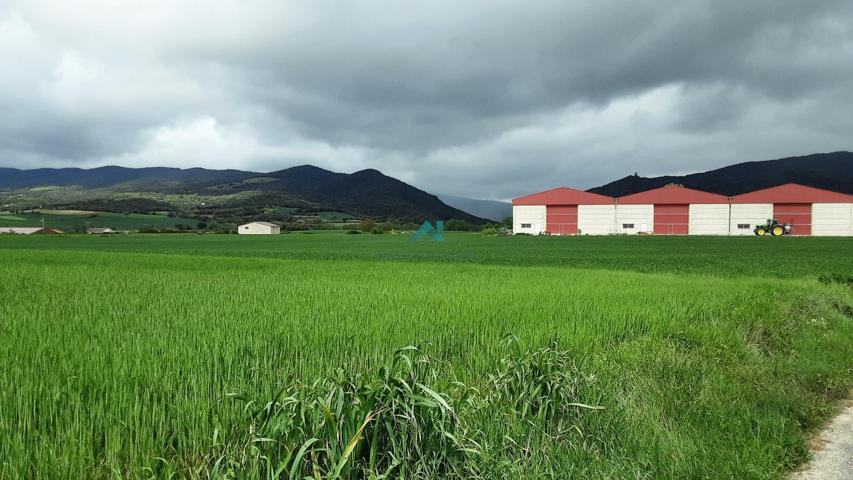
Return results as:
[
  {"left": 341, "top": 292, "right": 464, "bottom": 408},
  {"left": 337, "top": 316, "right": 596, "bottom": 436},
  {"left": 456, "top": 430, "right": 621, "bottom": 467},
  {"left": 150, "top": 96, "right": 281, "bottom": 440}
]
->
[{"left": 215, "top": 343, "right": 601, "bottom": 478}]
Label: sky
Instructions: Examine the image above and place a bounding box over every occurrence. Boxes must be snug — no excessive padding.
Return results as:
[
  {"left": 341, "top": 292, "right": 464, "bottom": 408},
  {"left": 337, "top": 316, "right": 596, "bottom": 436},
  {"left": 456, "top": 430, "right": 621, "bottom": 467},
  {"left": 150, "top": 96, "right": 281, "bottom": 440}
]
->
[{"left": 1, "top": 1, "right": 852, "bottom": 200}]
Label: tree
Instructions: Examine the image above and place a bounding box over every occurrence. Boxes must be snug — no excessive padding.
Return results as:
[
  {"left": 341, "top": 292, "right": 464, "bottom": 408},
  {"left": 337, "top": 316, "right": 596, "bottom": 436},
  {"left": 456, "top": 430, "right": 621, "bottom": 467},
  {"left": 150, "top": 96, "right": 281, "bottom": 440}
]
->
[
  {"left": 197, "top": 221, "right": 208, "bottom": 230},
  {"left": 444, "top": 219, "right": 479, "bottom": 231},
  {"left": 359, "top": 219, "right": 376, "bottom": 232},
  {"left": 502, "top": 216, "right": 513, "bottom": 229}
]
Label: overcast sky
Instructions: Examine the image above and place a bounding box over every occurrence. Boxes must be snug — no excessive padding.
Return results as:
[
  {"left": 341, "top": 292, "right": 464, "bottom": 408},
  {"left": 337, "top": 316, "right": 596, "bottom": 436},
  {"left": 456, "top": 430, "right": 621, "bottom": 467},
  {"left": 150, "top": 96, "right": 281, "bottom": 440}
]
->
[{"left": 1, "top": 1, "right": 852, "bottom": 199}]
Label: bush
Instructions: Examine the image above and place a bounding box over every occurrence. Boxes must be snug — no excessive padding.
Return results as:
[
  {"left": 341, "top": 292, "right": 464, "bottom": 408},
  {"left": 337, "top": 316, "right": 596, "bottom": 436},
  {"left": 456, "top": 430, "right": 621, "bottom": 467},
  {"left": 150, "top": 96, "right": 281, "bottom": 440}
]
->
[
  {"left": 345, "top": 230, "right": 363, "bottom": 235},
  {"left": 360, "top": 219, "right": 377, "bottom": 232},
  {"left": 371, "top": 227, "right": 384, "bottom": 234},
  {"left": 445, "top": 219, "right": 480, "bottom": 231}
]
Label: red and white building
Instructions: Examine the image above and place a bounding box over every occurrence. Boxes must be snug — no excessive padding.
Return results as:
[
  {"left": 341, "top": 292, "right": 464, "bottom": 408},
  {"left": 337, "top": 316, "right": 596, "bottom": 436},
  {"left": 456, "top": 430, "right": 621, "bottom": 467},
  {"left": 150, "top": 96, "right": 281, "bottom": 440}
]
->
[
  {"left": 512, "top": 183, "right": 853, "bottom": 236},
  {"left": 511, "top": 187, "right": 615, "bottom": 235},
  {"left": 616, "top": 185, "right": 730, "bottom": 235},
  {"left": 731, "top": 183, "right": 853, "bottom": 236}
]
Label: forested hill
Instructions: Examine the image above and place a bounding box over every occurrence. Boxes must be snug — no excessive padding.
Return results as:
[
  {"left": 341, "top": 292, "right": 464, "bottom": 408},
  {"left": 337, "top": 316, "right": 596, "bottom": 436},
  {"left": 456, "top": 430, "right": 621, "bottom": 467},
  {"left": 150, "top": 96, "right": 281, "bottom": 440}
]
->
[{"left": 589, "top": 151, "right": 853, "bottom": 197}]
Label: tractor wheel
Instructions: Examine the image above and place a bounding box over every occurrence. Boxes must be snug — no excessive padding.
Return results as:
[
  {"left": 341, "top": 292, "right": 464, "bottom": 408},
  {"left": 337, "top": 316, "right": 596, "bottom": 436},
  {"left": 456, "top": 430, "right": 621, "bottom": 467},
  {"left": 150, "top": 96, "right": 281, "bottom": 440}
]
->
[
  {"left": 755, "top": 227, "right": 767, "bottom": 236},
  {"left": 772, "top": 225, "right": 785, "bottom": 236}
]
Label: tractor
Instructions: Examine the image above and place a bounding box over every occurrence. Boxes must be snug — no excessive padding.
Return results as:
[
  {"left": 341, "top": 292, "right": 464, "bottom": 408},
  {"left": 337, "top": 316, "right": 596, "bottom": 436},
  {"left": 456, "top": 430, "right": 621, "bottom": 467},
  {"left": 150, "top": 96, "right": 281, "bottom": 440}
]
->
[{"left": 754, "top": 219, "right": 791, "bottom": 237}]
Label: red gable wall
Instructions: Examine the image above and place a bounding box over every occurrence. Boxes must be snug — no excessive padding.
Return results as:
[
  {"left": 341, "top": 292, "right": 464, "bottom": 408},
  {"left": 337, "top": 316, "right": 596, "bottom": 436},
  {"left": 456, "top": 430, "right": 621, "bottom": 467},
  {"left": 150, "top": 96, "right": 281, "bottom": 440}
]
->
[
  {"left": 732, "top": 183, "right": 853, "bottom": 204},
  {"left": 618, "top": 185, "right": 729, "bottom": 205},
  {"left": 512, "top": 187, "right": 614, "bottom": 205}
]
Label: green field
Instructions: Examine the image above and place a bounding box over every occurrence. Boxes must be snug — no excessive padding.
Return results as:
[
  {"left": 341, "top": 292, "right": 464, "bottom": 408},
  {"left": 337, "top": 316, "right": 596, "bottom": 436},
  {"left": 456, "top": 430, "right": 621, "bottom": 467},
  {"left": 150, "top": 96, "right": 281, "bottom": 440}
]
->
[
  {"left": 0, "top": 211, "right": 205, "bottom": 231},
  {"left": 1, "top": 234, "right": 851, "bottom": 479}
]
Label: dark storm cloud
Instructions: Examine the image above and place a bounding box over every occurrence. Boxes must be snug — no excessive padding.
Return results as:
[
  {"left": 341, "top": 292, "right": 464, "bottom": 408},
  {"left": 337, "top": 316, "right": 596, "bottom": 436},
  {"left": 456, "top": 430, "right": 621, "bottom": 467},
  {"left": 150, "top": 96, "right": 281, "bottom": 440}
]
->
[{"left": 0, "top": 0, "right": 851, "bottom": 199}]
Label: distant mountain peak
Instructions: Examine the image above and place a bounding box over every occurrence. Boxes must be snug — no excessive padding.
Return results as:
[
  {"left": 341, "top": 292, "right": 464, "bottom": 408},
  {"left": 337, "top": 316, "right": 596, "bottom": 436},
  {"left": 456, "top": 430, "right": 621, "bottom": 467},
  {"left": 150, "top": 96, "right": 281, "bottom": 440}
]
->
[
  {"left": 352, "top": 168, "right": 384, "bottom": 176},
  {"left": 270, "top": 164, "right": 333, "bottom": 175}
]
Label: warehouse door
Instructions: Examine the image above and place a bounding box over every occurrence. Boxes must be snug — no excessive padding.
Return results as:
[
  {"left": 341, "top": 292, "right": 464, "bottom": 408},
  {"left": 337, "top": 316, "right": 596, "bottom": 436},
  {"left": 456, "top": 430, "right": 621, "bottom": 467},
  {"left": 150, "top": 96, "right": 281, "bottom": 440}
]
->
[
  {"left": 654, "top": 204, "right": 689, "bottom": 235},
  {"left": 774, "top": 203, "right": 811, "bottom": 235},
  {"left": 546, "top": 205, "right": 578, "bottom": 235}
]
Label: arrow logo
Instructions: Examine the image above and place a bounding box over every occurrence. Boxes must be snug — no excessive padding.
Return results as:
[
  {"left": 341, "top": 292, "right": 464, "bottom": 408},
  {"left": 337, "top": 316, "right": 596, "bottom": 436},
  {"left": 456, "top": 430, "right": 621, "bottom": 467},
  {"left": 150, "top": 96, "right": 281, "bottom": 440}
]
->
[{"left": 412, "top": 220, "right": 444, "bottom": 242}]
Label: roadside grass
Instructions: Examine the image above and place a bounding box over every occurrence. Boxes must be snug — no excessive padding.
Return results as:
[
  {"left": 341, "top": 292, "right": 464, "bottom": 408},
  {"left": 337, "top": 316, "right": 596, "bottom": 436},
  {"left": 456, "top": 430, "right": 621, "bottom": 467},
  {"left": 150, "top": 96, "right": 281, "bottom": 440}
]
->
[{"left": 0, "top": 243, "right": 850, "bottom": 478}]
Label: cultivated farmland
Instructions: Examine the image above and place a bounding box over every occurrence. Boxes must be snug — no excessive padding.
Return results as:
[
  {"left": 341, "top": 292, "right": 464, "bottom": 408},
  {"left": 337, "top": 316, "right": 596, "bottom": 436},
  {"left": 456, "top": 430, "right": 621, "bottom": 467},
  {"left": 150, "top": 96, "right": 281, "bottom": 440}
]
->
[
  {"left": 0, "top": 210, "right": 206, "bottom": 232},
  {"left": 1, "top": 233, "right": 851, "bottom": 479}
]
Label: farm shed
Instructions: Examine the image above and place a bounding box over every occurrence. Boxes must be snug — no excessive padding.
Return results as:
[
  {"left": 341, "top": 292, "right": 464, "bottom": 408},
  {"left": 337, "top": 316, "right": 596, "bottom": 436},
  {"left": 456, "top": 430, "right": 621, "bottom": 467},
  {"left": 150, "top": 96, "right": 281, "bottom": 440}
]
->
[
  {"left": 512, "top": 187, "right": 615, "bottom": 235},
  {"left": 0, "top": 227, "right": 63, "bottom": 235},
  {"left": 238, "top": 221, "right": 281, "bottom": 235},
  {"left": 731, "top": 183, "right": 853, "bottom": 236},
  {"left": 616, "top": 185, "right": 730, "bottom": 235},
  {"left": 511, "top": 182, "right": 853, "bottom": 236}
]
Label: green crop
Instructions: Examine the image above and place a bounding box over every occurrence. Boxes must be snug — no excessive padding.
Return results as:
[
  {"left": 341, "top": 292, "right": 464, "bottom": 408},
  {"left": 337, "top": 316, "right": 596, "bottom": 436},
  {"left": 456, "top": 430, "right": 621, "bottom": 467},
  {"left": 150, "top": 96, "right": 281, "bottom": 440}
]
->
[{"left": 0, "top": 234, "right": 851, "bottom": 478}]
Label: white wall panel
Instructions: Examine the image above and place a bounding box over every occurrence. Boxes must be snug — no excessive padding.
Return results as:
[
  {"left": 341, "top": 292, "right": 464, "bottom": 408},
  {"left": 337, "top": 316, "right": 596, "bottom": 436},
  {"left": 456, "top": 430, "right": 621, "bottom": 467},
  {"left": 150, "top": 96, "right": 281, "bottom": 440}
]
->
[
  {"left": 812, "top": 203, "right": 853, "bottom": 236},
  {"left": 578, "top": 204, "right": 616, "bottom": 235},
  {"left": 689, "top": 204, "right": 730, "bottom": 235},
  {"left": 615, "top": 204, "right": 653, "bottom": 234},
  {"left": 730, "top": 204, "right": 772, "bottom": 236},
  {"left": 513, "top": 205, "right": 546, "bottom": 234}
]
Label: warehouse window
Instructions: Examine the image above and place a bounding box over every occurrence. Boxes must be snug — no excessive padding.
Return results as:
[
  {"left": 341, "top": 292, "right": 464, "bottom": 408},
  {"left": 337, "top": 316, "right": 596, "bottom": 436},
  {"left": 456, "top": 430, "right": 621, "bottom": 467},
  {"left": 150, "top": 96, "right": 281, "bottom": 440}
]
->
[
  {"left": 737, "top": 224, "right": 751, "bottom": 229},
  {"left": 622, "top": 223, "right": 634, "bottom": 229},
  {"left": 521, "top": 223, "right": 532, "bottom": 228}
]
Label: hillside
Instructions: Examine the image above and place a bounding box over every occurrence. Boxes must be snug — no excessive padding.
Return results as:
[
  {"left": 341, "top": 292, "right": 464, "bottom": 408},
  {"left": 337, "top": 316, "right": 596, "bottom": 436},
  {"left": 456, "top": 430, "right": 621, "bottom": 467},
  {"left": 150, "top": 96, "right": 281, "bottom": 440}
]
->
[
  {"left": 0, "top": 166, "right": 256, "bottom": 190},
  {"left": 0, "top": 165, "right": 488, "bottom": 224},
  {"left": 222, "top": 165, "right": 487, "bottom": 222},
  {"left": 589, "top": 151, "right": 853, "bottom": 197}
]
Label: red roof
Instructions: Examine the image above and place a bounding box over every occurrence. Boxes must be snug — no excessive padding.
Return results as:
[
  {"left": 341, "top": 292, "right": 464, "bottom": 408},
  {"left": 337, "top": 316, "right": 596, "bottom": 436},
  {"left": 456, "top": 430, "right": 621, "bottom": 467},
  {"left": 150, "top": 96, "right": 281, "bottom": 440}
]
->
[
  {"left": 512, "top": 187, "right": 614, "bottom": 205},
  {"left": 618, "top": 185, "right": 729, "bottom": 205},
  {"left": 732, "top": 183, "right": 853, "bottom": 204}
]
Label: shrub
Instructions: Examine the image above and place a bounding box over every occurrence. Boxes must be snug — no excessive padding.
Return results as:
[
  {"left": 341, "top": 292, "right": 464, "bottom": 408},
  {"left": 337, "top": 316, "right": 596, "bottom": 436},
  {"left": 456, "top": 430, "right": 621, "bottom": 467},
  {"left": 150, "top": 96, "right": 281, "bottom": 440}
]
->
[
  {"left": 445, "top": 219, "right": 480, "bottom": 232},
  {"left": 360, "top": 219, "right": 376, "bottom": 232}
]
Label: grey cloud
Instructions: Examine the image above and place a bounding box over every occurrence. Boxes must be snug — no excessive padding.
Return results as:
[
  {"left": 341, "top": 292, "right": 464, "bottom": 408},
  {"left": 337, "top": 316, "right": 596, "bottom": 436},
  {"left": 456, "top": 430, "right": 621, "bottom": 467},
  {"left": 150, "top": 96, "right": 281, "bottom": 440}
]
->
[{"left": 0, "top": 0, "right": 851, "bottom": 199}]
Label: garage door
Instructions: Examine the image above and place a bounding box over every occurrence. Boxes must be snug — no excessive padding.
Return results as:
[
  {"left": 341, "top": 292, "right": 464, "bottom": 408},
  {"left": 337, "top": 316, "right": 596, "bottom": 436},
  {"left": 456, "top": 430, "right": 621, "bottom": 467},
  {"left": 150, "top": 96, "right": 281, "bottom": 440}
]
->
[
  {"left": 546, "top": 205, "right": 578, "bottom": 235},
  {"left": 654, "top": 204, "right": 689, "bottom": 235},
  {"left": 774, "top": 203, "right": 811, "bottom": 235}
]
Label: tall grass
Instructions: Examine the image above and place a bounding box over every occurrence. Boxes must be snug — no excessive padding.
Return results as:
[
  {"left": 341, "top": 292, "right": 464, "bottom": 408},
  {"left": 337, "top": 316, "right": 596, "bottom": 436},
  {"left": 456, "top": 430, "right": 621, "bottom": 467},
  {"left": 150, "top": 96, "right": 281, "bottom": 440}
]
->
[{"left": 0, "top": 238, "right": 851, "bottom": 478}]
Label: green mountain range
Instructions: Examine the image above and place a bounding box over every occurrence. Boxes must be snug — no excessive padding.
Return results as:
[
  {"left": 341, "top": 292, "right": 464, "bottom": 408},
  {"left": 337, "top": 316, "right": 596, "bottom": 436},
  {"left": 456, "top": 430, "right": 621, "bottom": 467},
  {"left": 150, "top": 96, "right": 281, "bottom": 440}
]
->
[{"left": 0, "top": 164, "right": 488, "bottom": 224}]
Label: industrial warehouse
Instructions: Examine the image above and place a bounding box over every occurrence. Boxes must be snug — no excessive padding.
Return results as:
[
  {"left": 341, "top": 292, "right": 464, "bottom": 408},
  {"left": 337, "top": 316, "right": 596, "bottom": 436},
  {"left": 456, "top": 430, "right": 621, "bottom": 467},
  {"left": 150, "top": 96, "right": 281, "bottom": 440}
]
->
[{"left": 512, "top": 183, "right": 853, "bottom": 236}]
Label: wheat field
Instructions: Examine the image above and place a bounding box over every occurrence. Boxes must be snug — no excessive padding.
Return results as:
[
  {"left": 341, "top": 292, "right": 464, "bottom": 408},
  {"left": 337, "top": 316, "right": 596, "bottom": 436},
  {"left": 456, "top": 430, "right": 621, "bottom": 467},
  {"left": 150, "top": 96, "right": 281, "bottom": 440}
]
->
[{"left": 1, "top": 233, "right": 851, "bottom": 478}]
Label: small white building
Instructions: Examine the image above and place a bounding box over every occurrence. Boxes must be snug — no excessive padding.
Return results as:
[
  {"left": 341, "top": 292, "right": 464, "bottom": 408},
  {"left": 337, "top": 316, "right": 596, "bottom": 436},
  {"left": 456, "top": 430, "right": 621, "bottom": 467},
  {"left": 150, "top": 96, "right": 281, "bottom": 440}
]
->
[{"left": 238, "top": 221, "right": 281, "bottom": 235}]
